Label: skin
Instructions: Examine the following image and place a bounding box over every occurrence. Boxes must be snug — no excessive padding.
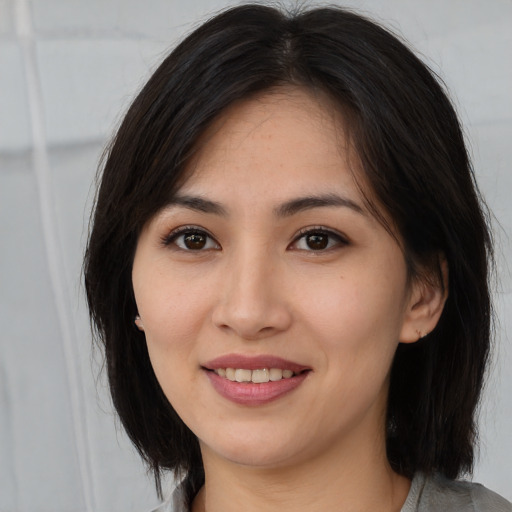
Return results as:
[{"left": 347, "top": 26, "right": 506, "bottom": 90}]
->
[{"left": 132, "top": 88, "right": 446, "bottom": 512}]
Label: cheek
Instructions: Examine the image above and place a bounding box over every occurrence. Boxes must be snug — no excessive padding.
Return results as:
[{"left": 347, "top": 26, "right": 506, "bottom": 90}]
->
[
  {"left": 299, "top": 269, "right": 408, "bottom": 344},
  {"left": 135, "top": 257, "right": 211, "bottom": 338},
  {"left": 294, "top": 261, "right": 408, "bottom": 391},
  {"left": 141, "top": 286, "right": 208, "bottom": 361},
  {"left": 141, "top": 296, "right": 208, "bottom": 421},
  {"left": 132, "top": 267, "right": 213, "bottom": 396}
]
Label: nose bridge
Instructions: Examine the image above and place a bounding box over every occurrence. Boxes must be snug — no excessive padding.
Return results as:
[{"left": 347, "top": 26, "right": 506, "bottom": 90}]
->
[{"left": 213, "top": 240, "right": 290, "bottom": 338}]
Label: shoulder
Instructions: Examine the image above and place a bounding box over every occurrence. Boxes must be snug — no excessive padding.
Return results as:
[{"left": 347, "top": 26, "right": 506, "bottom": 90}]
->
[
  {"left": 402, "top": 473, "right": 512, "bottom": 512},
  {"left": 149, "top": 473, "right": 512, "bottom": 512},
  {"left": 147, "top": 484, "right": 188, "bottom": 512}
]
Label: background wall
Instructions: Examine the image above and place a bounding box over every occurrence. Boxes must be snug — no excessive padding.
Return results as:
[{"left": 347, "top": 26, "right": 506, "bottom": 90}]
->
[{"left": 1, "top": 0, "right": 510, "bottom": 510}]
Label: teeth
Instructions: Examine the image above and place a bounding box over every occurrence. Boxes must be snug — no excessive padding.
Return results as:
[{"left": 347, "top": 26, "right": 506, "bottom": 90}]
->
[
  {"left": 252, "top": 369, "right": 269, "bottom": 383},
  {"left": 269, "top": 368, "right": 283, "bottom": 381},
  {"left": 235, "top": 369, "right": 252, "bottom": 382},
  {"left": 214, "top": 368, "right": 296, "bottom": 383}
]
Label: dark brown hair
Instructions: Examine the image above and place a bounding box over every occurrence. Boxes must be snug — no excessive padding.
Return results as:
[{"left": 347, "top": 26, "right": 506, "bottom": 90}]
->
[{"left": 84, "top": 4, "right": 493, "bottom": 501}]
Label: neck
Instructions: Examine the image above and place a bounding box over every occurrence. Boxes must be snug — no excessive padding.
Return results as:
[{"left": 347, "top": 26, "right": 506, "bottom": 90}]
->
[{"left": 192, "top": 429, "right": 410, "bottom": 512}]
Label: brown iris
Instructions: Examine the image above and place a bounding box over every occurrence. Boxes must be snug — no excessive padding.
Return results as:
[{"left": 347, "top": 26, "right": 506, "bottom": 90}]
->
[
  {"left": 184, "top": 232, "right": 208, "bottom": 250},
  {"left": 306, "top": 233, "right": 329, "bottom": 250}
]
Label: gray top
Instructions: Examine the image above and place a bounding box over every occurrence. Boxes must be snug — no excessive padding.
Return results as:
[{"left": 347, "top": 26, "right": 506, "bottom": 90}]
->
[
  {"left": 401, "top": 473, "right": 511, "bottom": 511},
  {"left": 150, "top": 473, "right": 512, "bottom": 512}
]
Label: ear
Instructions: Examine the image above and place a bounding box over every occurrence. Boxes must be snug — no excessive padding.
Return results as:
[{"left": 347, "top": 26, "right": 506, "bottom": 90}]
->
[{"left": 399, "top": 257, "right": 448, "bottom": 344}]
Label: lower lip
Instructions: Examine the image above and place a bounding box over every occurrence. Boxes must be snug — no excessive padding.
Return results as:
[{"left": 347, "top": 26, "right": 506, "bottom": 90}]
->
[{"left": 205, "top": 370, "right": 309, "bottom": 406}]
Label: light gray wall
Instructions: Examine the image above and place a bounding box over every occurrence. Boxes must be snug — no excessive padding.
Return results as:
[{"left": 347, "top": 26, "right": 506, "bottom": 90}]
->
[{"left": 1, "top": 0, "right": 510, "bottom": 510}]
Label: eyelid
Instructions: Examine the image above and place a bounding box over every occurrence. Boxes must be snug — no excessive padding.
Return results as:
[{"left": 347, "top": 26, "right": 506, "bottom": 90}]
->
[
  {"left": 161, "top": 225, "right": 220, "bottom": 250},
  {"left": 160, "top": 224, "right": 347, "bottom": 251},
  {"left": 289, "top": 226, "right": 349, "bottom": 251}
]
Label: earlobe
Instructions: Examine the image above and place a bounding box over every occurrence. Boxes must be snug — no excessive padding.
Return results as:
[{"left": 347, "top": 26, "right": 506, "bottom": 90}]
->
[
  {"left": 135, "top": 314, "right": 145, "bottom": 332},
  {"left": 399, "top": 257, "right": 448, "bottom": 344}
]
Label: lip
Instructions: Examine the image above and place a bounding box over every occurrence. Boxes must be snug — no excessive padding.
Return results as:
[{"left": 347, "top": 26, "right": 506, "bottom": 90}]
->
[
  {"left": 202, "top": 354, "right": 311, "bottom": 406},
  {"left": 203, "top": 354, "right": 309, "bottom": 373}
]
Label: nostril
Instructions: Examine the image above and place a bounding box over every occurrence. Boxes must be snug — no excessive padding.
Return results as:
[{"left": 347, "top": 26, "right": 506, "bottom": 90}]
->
[{"left": 211, "top": 297, "right": 293, "bottom": 339}]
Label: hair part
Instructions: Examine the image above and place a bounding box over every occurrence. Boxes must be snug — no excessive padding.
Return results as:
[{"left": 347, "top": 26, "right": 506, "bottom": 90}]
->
[{"left": 84, "top": 3, "right": 494, "bottom": 501}]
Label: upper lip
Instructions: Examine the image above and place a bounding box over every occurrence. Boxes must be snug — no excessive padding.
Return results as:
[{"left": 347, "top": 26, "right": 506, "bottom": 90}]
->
[{"left": 202, "top": 354, "right": 310, "bottom": 373}]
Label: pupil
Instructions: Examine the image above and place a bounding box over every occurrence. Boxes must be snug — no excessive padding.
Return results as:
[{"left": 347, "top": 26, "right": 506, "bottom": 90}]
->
[
  {"left": 184, "top": 233, "right": 206, "bottom": 250},
  {"left": 307, "top": 233, "right": 328, "bottom": 250}
]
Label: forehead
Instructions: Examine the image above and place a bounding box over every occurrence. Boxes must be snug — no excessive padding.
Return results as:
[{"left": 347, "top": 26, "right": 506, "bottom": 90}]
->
[{"left": 181, "top": 87, "right": 363, "bottom": 198}]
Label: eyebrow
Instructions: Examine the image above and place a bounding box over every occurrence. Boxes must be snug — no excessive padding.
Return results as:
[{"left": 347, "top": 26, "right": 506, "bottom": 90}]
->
[
  {"left": 274, "top": 193, "right": 365, "bottom": 217},
  {"left": 167, "top": 195, "right": 228, "bottom": 216},
  {"left": 166, "top": 192, "right": 365, "bottom": 217}
]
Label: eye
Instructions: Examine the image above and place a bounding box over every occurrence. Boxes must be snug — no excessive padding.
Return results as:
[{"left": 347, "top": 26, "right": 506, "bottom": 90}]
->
[
  {"left": 164, "top": 227, "right": 220, "bottom": 251},
  {"left": 290, "top": 228, "right": 347, "bottom": 251}
]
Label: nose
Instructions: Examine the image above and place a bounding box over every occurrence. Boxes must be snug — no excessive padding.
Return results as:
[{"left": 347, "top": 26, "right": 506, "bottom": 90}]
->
[{"left": 211, "top": 249, "right": 292, "bottom": 340}]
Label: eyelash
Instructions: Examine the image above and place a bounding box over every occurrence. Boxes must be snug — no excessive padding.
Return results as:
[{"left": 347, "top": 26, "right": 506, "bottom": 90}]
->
[
  {"left": 161, "top": 226, "right": 220, "bottom": 251},
  {"left": 161, "top": 225, "right": 348, "bottom": 252},
  {"left": 290, "top": 226, "right": 349, "bottom": 252}
]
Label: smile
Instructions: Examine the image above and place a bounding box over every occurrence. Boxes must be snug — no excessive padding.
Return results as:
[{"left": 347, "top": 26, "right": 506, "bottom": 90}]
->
[
  {"left": 214, "top": 368, "right": 296, "bottom": 383},
  {"left": 203, "top": 354, "right": 310, "bottom": 405}
]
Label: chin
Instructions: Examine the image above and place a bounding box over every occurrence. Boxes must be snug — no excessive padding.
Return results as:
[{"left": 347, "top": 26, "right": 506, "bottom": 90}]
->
[{"left": 200, "top": 430, "right": 303, "bottom": 469}]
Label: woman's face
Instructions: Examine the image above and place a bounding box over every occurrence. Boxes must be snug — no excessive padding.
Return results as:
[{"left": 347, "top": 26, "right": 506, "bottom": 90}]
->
[{"left": 132, "top": 88, "right": 425, "bottom": 470}]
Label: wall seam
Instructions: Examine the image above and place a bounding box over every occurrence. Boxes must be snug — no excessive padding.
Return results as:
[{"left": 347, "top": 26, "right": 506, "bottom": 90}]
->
[{"left": 13, "top": 0, "right": 96, "bottom": 510}]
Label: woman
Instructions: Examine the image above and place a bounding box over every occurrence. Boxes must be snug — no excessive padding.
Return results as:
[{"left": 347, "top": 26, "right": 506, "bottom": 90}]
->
[{"left": 84, "top": 5, "right": 511, "bottom": 511}]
